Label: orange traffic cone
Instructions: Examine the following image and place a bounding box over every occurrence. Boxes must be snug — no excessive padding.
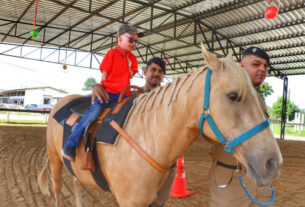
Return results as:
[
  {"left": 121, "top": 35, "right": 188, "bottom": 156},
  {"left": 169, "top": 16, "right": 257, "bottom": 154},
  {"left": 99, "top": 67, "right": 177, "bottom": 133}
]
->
[{"left": 170, "top": 155, "right": 194, "bottom": 198}]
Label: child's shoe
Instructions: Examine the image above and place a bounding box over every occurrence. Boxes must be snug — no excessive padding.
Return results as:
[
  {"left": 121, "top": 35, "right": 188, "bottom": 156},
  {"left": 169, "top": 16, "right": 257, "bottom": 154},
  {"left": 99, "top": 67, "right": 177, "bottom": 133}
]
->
[{"left": 61, "top": 146, "right": 76, "bottom": 161}]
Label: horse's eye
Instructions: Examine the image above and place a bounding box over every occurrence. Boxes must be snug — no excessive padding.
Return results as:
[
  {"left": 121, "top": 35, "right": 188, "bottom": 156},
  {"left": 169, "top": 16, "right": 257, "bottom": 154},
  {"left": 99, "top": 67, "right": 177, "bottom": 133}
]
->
[{"left": 228, "top": 92, "right": 241, "bottom": 102}]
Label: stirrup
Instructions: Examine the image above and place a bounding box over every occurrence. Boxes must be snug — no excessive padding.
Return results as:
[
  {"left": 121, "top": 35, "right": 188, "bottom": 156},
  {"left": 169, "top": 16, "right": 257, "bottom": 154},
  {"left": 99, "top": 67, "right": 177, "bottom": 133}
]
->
[{"left": 81, "top": 120, "right": 100, "bottom": 172}]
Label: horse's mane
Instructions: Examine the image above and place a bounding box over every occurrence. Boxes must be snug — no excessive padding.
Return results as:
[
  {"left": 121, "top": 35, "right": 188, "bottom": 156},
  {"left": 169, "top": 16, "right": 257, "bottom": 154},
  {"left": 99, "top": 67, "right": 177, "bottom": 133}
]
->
[
  {"left": 132, "top": 67, "right": 206, "bottom": 115},
  {"left": 127, "top": 58, "right": 250, "bottom": 122}
]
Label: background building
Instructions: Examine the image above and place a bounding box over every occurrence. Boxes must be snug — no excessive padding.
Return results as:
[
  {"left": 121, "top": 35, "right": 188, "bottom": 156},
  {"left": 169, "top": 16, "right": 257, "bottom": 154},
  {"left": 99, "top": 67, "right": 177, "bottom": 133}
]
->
[{"left": 0, "top": 86, "right": 68, "bottom": 107}]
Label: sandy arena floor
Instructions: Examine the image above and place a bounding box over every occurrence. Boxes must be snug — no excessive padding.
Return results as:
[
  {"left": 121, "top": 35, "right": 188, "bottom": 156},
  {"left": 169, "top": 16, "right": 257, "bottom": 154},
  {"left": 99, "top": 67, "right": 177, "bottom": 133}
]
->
[{"left": 0, "top": 124, "right": 304, "bottom": 207}]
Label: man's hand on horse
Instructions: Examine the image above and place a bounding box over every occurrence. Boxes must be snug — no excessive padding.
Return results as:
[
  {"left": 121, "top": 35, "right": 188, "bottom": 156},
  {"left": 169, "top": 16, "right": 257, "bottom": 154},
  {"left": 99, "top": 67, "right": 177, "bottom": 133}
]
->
[{"left": 92, "top": 84, "right": 110, "bottom": 104}]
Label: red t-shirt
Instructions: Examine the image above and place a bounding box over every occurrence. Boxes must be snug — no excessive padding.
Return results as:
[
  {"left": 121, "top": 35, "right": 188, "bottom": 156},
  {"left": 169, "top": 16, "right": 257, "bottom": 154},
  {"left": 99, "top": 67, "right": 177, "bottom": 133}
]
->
[{"left": 100, "top": 45, "right": 138, "bottom": 96}]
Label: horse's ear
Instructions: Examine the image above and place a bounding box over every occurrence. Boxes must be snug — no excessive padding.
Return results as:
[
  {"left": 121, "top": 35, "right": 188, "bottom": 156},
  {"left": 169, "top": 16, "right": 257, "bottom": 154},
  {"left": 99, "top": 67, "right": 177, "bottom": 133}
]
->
[
  {"left": 225, "top": 53, "right": 234, "bottom": 62},
  {"left": 200, "top": 42, "right": 220, "bottom": 70}
]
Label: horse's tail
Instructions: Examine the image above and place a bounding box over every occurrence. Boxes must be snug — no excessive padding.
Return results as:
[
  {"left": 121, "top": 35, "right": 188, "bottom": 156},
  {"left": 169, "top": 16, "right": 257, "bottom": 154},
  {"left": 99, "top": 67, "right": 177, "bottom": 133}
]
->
[{"left": 37, "top": 157, "right": 50, "bottom": 196}]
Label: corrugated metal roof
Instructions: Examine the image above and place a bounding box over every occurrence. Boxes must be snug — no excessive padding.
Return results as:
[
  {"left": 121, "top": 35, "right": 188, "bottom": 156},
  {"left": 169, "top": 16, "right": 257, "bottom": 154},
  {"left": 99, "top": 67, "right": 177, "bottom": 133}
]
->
[{"left": 0, "top": 0, "right": 304, "bottom": 77}]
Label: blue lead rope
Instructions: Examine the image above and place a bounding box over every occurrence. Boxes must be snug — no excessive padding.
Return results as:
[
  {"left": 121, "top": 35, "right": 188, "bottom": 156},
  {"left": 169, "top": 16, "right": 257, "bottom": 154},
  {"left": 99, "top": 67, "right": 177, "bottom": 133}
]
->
[{"left": 238, "top": 176, "right": 275, "bottom": 206}]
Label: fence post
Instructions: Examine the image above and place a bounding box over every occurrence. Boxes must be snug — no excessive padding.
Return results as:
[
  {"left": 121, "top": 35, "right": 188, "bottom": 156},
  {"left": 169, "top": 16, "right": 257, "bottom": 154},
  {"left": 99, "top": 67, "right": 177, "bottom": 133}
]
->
[
  {"left": 6, "top": 112, "right": 10, "bottom": 122},
  {"left": 301, "top": 113, "right": 304, "bottom": 131},
  {"left": 44, "top": 113, "right": 48, "bottom": 123},
  {"left": 294, "top": 112, "right": 299, "bottom": 132}
]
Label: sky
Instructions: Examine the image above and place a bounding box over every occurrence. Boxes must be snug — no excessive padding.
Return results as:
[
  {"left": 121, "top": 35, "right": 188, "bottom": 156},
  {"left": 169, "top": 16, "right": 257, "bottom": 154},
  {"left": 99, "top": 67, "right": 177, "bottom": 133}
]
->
[{"left": 0, "top": 55, "right": 304, "bottom": 109}]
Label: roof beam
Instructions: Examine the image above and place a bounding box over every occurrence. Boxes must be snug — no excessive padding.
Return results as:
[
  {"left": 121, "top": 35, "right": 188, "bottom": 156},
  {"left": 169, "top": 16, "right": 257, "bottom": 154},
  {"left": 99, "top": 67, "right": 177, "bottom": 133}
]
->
[
  {"left": 163, "top": 50, "right": 305, "bottom": 64},
  {"left": 271, "top": 59, "right": 305, "bottom": 65},
  {"left": 265, "top": 43, "right": 305, "bottom": 51},
  {"left": 134, "top": 4, "right": 305, "bottom": 53},
  {"left": 133, "top": 42, "right": 195, "bottom": 72},
  {"left": 43, "top": 0, "right": 119, "bottom": 46},
  {"left": 22, "top": 0, "right": 78, "bottom": 45},
  {"left": 68, "top": 0, "right": 207, "bottom": 49},
  {"left": 0, "top": 17, "right": 112, "bottom": 42},
  {"left": 269, "top": 68, "right": 285, "bottom": 77},
  {"left": 238, "top": 32, "right": 305, "bottom": 47},
  {"left": 277, "top": 72, "right": 305, "bottom": 76},
  {"left": 213, "top": 3, "right": 305, "bottom": 31},
  {"left": 80, "top": 0, "right": 246, "bottom": 56},
  {"left": 226, "top": 19, "right": 305, "bottom": 40},
  {"left": 58, "top": 0, "right": 162, "bottom": 49},
  {"left": 271, "top": 51, "right": 305, "bottom": 58},
  {"left": 273, "top": 66, "right": 305, "bottom": 71},
  {"left": 141, "top": 0, "right": 260, "bottom": 35},
  {"left": 201, "top": 35, "right": 305, "bottom": 53},
  {"left": 1, "top": 0, "right": 35, "bottom": 42},
  {"left": 172, "top": 0, "right": 206, "bottom": 11},
  {"left": 160, "top": 42, "right": 305, "bottom": 62},
  {"left": 130, "top": 0, "right": 243, "bottom": 50},
  {"left": 185, "top": 62, "right": 305, "bottom": 73},
  {"left": 66, "top": 2, "right": 157, "bottom": 49}
]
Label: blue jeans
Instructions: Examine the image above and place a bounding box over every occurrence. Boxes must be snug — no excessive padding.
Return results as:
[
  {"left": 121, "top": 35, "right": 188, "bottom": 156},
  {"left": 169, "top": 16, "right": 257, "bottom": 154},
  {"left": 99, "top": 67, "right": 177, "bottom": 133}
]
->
[{"left": 64, "top": 92, "right": 123, "bottom": 148}]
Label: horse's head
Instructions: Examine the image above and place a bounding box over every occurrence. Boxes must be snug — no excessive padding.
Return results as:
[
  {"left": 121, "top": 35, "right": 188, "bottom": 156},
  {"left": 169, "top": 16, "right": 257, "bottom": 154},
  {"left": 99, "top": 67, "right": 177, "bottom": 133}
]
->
[{"left": 199, "top": 43, "right": 282, "bottom": 186}]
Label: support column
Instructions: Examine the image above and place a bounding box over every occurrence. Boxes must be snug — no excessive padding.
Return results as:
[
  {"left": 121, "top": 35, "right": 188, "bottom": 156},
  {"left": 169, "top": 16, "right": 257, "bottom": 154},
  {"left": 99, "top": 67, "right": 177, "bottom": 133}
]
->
[{"left": 280, "top": 76, "right": 288, "bottom": 139}]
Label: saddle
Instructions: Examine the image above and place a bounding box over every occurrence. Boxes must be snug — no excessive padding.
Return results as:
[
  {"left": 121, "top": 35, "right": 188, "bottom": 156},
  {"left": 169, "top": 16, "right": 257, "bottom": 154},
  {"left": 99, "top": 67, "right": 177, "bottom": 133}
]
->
[
  {"left": 80, "top": 95, "right": 135, "bottom": 171},
  {"left": 52, "top": 86, "right": 144, "bottom": 191}
]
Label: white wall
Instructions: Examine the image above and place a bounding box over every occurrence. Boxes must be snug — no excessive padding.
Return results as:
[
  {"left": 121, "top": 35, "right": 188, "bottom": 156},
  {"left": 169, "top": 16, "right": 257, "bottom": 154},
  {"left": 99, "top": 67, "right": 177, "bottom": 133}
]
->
[
  {"left": 24, "top": 90, "right": 43, "bottom": 105},
  {"left": 23, "top": 88, "right": 67, "bottom": 106}
]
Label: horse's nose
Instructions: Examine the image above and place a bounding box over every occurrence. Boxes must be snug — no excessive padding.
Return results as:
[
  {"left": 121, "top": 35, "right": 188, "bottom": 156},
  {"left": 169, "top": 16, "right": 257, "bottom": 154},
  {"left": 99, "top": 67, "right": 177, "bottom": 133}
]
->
[{"left": 265, "top": 158, "right": 277, "bottom": 172}]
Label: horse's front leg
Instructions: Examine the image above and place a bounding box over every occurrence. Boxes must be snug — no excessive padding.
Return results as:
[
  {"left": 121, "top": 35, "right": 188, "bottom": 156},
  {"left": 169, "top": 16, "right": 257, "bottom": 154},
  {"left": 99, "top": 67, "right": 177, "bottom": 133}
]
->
[
  {"left": 54, "top": 194, "right": 61, "bottom": 207},
  {"left": 49, "top": 152, "right": 63, "bottom": 207},
  {"left": 73, "top": 176, "right": 83, "bottom": 207}
]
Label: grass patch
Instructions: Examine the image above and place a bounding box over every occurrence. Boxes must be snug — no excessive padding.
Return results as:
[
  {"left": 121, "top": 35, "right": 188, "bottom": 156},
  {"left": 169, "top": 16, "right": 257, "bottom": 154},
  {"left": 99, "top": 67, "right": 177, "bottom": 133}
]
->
[
  {"left": 0, "top": 112, "right": 41, "bottom": 116},
  {"left": 0, "top": 120, "right": 47, "bottom": 125},
  {"left": 271, "top": 124, "right": 305, "bottom": 136}
]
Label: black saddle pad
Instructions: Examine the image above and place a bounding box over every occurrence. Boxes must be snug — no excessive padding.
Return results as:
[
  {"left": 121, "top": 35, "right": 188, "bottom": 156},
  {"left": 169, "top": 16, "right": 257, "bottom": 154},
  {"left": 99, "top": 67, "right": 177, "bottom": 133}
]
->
[
  {"left": 95, "top": 96, "right": 136, "bottom": 144},
  {"left": 60, "top": 96, "right": 136, "bottom": 191},
  {"left": 53, "top": 96, "right": 91, "bottom": 125},
  {"left": 54, "top": 95, "right": 136, "bottom": 145}
]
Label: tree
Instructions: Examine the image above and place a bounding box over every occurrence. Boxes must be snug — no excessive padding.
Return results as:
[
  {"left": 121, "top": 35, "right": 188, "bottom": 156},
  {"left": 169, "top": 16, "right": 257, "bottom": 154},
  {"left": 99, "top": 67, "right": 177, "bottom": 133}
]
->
[
  {"left": 82, "top": 77, "right": 97, "bottom": 91},
  {"left": 257, "top": 82, "right": 273, "bottom": 98},
  {"left": 270, "top": 96, "right": 299, "bottom": 121},
  {"left": 288, "top": 102, "right": 301, "bottom": 121}
]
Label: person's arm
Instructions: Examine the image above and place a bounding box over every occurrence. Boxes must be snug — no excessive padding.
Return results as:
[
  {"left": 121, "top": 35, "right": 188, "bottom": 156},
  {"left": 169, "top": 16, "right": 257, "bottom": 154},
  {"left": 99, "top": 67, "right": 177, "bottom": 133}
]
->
[
  {"left": 94, "top": 49, "right": 112, "bottom": 104},
  {"left": 102, "top": 70, "right": 107, "bottom": 81},
  {"left": 91, "top": 83, "right": 109, "bottom": 104},
  {"left": 130, "top": 54, "right": 138, "bottom": 78}
]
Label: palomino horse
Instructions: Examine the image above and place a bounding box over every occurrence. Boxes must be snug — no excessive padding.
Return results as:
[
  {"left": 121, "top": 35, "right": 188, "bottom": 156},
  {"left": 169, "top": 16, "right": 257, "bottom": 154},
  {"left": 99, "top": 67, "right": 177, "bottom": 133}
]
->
[{"left": 38, "top": 44, "right": 282, "bottom": 207}]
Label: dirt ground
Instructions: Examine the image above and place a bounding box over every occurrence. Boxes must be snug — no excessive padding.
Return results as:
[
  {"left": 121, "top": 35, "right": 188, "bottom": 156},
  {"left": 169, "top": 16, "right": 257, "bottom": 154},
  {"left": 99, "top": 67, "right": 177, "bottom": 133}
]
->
[{"left": 0, "top": 124, "right": 304, "bottom": 207}]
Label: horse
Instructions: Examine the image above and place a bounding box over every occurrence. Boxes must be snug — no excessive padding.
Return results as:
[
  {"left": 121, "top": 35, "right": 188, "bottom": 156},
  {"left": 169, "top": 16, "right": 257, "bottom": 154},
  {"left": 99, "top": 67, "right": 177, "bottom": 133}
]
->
[{"left": 38, "top": 44, "right": 282, "bottom": 207}]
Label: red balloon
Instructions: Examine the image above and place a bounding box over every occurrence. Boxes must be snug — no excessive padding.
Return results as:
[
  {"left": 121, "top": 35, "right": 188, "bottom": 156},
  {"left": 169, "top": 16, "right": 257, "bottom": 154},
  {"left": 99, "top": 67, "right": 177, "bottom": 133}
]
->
[{"left": 265, "top": 6, "right": 278, "bottom": 19}]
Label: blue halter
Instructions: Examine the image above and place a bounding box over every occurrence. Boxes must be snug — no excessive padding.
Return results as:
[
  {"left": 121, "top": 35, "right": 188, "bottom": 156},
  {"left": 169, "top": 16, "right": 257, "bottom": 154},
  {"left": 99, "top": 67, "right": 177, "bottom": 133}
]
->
[
  {"left": 198, "top": 68, "right": 270, "bottom": 154},
  {"left": 199, "top": 69, "right": 275, "bottom": 206}
]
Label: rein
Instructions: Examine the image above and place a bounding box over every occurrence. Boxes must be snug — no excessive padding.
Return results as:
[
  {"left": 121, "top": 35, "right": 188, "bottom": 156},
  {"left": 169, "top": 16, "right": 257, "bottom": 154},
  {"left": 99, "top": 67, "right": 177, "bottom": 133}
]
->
[
  {"left": 199, "top": 68, "right": 275, "bottom": 206},
  {"left": 110, "top": 120, "right": 168, "bottom": 173},
  {"left": 198, "top": 68, "right": 270, "bottom": 154}
]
